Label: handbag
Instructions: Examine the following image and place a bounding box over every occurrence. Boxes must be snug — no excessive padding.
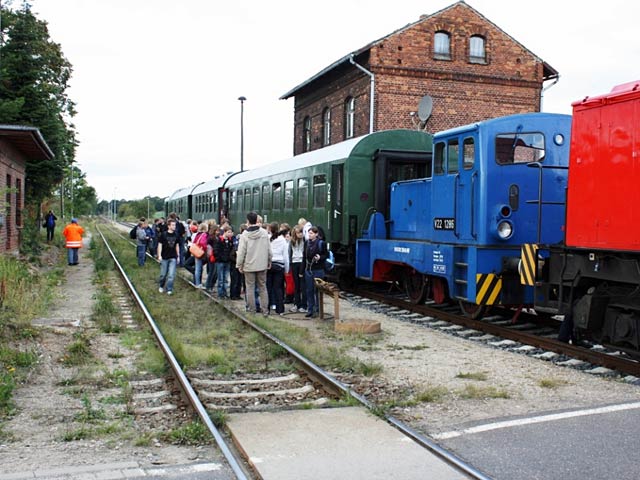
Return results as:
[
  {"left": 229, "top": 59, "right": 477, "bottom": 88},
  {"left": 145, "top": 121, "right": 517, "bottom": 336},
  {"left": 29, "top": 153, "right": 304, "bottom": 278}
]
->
[{"left": 189, "top": 242, "right": 205, "bottom": 259}]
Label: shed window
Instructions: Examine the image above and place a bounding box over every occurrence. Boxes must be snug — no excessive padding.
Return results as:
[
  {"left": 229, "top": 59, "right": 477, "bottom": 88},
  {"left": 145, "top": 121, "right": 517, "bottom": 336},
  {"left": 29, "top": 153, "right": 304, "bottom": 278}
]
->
[
  {"left": 322, "top": 107, "right": 331, "bottom": 146},
  {"left": 344, "top": 97, "right": 355, "bottom": 139},
  {"left": 434, "top": 31, "right": 451, "bottom": 60},
  {"left": 495, "top": 132, "right": 546, "bottom": 164},
  {"left": 298, "top": 178, "right": 308, "bottom": 209},
  {"left": 284, "top": 181, "right": 293, "bottom": 209},
  {"left": 303, "top": 116, "right": 311, "bottom": 152},
  {"left": 469, "top": 35, "right": 486, "bottom": 63},
  {"left": 313, "top": 174, "right": 327, "bottom": 208}
]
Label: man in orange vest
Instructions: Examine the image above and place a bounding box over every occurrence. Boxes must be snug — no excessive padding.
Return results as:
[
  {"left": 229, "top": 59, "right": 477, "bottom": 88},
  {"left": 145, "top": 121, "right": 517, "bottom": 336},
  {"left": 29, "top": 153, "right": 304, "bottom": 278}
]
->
[{"left": 62, "top": 218, "right": 85, "bottom": 266}]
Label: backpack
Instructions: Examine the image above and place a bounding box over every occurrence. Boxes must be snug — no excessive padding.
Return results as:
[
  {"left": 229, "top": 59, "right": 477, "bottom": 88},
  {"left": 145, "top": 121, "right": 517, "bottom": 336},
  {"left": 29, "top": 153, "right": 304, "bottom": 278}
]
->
[
  {"left": 129, "top": 225, "right": 137, "bottom": 239},
  {"left": 319, "top": 239, "right": 335, "bottom": 273}
]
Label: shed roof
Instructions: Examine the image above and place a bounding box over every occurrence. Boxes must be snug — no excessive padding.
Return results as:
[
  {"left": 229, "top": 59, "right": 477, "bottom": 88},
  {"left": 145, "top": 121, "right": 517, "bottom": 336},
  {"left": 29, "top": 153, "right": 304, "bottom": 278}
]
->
[
  {"left": 0, "top": 125, "right": 54, "bottom": 161},
  {"left": 280, "top": 1, "right": 558, "bottom": 100}
]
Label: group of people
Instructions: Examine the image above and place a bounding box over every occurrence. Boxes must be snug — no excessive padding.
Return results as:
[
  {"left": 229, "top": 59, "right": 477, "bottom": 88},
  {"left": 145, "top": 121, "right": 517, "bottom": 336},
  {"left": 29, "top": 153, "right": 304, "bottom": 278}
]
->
[{"left": 153, "top": 211, "right": 329, "bottom": 319}]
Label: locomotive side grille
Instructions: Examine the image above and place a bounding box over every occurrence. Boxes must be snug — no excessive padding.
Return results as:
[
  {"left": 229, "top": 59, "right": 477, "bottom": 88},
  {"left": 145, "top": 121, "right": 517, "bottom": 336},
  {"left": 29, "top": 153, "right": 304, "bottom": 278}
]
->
[
  {"left": 475, "top": 273, "right": 502, "bottom": 305},
  {"left": 520, "top": 244, "right": 538, "bottom": 286}
]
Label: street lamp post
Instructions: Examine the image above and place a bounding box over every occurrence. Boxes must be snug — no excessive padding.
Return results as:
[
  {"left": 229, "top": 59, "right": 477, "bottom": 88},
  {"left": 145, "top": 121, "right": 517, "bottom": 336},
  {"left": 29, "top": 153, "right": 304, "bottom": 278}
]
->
[{"left": 238, "top": 96, "right": 246, "bottom": 172}]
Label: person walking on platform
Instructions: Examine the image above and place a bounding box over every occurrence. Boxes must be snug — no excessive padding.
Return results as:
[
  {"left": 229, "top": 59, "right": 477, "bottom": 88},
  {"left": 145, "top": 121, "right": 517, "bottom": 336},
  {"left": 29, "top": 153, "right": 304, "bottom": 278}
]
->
[
  {"left": 135, "top": 218, "right": 150, "bottom": 266},
  {"left": 236, "top": 212, "right": 272, "bottom": 316},
  {"left": 44, "top": 210, "right": 57, "bottom": 242},
  {"left": 157, "top": 219, "right": 180, "bottom": 295},
  {"left": 62, "top": 218, "right": 84, "bottom": 265}
]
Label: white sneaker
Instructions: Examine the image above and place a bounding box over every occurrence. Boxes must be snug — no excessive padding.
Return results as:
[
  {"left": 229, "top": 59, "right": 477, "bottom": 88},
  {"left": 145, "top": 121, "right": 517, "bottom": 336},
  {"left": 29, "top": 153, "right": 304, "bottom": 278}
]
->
[
  {"left": 167, "top": 291, "right": 173, "bottom": 296},
  {"left": 289, "top": 306, "right": 298, "bottom": 313},
  {"left": 158, "top": 287, "right": 164, "bottom": 293},
  {"left": 271, "top": 305, "right": 276, "bottom": 310},
  {"left": 298, "top": 307, "right": 307, "bottom": 313}
]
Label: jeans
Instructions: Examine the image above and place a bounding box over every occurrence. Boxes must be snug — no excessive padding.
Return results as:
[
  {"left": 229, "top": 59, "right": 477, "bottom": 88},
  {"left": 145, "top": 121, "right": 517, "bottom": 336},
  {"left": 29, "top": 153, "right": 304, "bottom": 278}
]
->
[
  {"left": 46, "top": 227, "right": 55, "bottom": 242},
  {"left": 159, "top": 258, "right": 177, "bottom": 292},
  {"left": 292, "top": 262, "right": 306, "bottom": 309},
  {"left": 217, "top": 262, "right": 230, "bottom": 297},
  {"left": 267, "top": 266, "right": 285, "bottom": 313},
  {"left": 67, "top": 248, "right": 79, "bottom": 265},
  {"left": 244, "top": 270, "right": 267, "bottom": 314},
  {"left": 194, "top": 257, "right": 205, "bottom": 286},
  {"left": 178, "top": 237, "right": 186, "bottom": 266},
  {"left": 137, "top": 245, "right": 147, "bottom": 266},
  {"left": 230, "top": 265, "right": 242, "bottom": 298},
  {"left": 206, "top": 261, "right": 217, "bottom": 291},
  {"left": 305, "top": 269, "right": 325, "bottom": 314}
]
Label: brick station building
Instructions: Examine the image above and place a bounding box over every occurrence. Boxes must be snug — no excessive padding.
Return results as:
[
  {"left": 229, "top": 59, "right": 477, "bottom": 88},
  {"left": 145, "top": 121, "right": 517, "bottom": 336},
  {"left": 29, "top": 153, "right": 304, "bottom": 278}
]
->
[
  {"left": 0, "top": 125, "right": 54, "bottom": 254},
  {"left": 281, "top": 1, "right": 558, "bottom": 155}
]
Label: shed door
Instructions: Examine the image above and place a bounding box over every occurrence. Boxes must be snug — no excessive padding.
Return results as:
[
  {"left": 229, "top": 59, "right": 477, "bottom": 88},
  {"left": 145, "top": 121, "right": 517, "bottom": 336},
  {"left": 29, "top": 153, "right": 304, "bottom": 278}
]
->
[{"left": 330, "top": 164, "right": 343, "bottom": 243}]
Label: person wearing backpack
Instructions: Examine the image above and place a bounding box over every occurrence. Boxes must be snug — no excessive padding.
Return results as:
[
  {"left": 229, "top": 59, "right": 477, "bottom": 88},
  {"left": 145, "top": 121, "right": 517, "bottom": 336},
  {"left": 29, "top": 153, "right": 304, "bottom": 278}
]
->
[
  {"left": 214, "top": 225, "right": 234, "bottom": 298},
  {"left": 303, "top": 226, "right": 328, "bottom": 318},
  {"left": 135, "top": 218, "right": 151, "bottom": 266},
  {"left": 44, "top": 210, "right": 57, "bottom": 242}
]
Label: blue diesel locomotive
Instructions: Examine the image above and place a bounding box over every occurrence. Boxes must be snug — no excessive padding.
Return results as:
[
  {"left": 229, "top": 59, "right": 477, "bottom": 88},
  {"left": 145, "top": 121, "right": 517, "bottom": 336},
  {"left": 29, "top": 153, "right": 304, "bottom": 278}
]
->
[{"left": 356, "top": 113, "right": 572, "bottom": 317}]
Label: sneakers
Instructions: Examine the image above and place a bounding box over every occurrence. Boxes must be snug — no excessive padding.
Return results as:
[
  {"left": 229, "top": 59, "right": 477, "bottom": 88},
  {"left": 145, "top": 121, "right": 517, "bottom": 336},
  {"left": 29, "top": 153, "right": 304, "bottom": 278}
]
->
[
  {"left": 298, "top": 307, "right": 307, "bottom": 313},
  {"left": 289, "top": 306, "right": 298, "bottom": 313},
  {"left": 167, "top": 291, "right": 173, "bottom": 296},
  {"left": 158, "top": 287, "right": 164, "bottom": 293},
  {"left": 271, "top": 305, "right": 276, "bottom": 311}
]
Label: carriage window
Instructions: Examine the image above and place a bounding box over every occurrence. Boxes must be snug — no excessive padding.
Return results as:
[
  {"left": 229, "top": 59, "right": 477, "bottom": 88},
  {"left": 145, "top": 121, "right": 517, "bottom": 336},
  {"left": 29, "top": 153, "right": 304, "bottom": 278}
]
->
[
  {"left": 298, "top": 178, "right": 308, "bottom": 209},
  {"left": 463, "top": 137, "right": 475, "bottom": 170},
  {"left": 244, "top": 188, "right": 251, "bottom": 210},
  {"left": 313, "top": 174, "right": 327, "bottom": 208},
  {"left": 434, "top": 142, "right": 445, "bottom": 175},
  {"left": 272, "top": 183, "right": 282, "bottom": 210},
  {"left": 231, "top": 190, "right": 237, "bottom": 209},
  {"left": 284, "top": 180, "right": 293, "bottom": 209},
  {"left": 252, "top": 186, "right": 260, "bottom": 210},
  {"left": 496, "top": 132, "right": 545, "bottom": 164},
  {"left": 448, "top": 139, "right": 459, "bottom": 173},
  {"left": 262, "top": 184, "right": 271, "bottom": 210},
  {"left": 213, "top": 194, "right": 217, "bottom": 214}
]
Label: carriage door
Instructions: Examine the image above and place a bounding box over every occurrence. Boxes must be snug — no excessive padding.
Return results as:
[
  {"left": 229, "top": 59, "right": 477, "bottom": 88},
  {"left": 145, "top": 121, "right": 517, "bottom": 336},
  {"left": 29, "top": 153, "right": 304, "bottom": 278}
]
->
[
  {"left": 456, "top": 136, "right": 477, "bottom": 241},
  {"left": 330, "top": 164, "right": 343, "bottom": 243}
]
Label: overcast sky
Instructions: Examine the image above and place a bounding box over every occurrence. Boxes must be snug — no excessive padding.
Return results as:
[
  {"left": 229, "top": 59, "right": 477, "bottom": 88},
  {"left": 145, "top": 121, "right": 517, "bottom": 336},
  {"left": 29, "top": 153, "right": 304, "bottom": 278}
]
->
[{"left": 30, "top": 0, "right": 640, "bottom": 202}]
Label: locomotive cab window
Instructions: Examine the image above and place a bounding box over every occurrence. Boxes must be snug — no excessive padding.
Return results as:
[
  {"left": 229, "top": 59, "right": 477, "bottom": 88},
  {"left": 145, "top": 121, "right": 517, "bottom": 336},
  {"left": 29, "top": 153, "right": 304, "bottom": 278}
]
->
[
  {"left": 496, "top": 132, "right": 545, "bottom": 164},
  {"left": 463, "top": 137, "right": 475, "bottom": 169},
  {"left": 434, "top": 142, "right": 445, "bottom": 175},
  {"left": 448, "top": 139, "right": 459, "bottom": 173},
  {"left": 313, "top": 174, "right": 327, "bottom": 208}
]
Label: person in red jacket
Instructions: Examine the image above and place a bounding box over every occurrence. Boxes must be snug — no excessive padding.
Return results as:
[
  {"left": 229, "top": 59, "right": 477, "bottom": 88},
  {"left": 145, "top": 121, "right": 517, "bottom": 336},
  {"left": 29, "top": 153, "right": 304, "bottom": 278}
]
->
[{"left": 62, "top": 218, "right": 84, "bottom": 266}]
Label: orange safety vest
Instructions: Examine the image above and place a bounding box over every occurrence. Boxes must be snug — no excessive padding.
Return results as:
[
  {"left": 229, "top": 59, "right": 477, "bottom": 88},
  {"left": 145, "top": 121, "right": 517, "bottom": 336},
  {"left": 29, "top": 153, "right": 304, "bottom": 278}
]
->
[{"left": 62, "top": 223, "right": 84, "bottom": 248}]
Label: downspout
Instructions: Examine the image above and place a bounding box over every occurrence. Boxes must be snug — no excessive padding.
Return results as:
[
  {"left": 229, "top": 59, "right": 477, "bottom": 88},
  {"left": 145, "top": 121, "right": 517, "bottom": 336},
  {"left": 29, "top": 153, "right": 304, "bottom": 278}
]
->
[
  {"left": 540, "top": 75, "right": 560, "bottom": 112},
  {"left": 349, "top": 54, "right": 375, "bottom": 133}
]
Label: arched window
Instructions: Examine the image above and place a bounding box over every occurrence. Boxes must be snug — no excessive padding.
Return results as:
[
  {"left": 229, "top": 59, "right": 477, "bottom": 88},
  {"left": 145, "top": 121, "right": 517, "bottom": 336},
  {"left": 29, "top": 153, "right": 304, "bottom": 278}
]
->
[
  {"left": 303, "top": 116, "right": 311, "bottom": 152},
  {"left": 469, "top": 35, "right": 486, "bottom": 63},
  {"left": 344, "top": 97, "right": 355, "bottom": 139},
  {"left": 322, "top": 107, "right": 331, "bottom": 146},
  {"left": 434, "top": 31, "right": 451, "bottom": 59}
]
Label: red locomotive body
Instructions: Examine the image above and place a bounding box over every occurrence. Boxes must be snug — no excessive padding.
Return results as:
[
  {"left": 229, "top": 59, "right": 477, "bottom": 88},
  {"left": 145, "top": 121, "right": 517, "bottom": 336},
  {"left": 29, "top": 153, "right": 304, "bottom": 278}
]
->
[
  {"left": 566, "top": 81, "right": 640, "bottom": 251},
  {"left": 535, "top": 80, "right": 640, "bottom": 354}
]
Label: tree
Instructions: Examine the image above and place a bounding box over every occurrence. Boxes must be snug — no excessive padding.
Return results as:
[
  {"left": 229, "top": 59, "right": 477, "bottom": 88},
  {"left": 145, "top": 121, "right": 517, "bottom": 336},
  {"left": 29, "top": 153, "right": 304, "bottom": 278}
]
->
[
  {"left": 59, "top": 165, "right": 97, "bottom": 216},
  {"left": 0, "top": 3, "right": 77, "bottom": 206}
]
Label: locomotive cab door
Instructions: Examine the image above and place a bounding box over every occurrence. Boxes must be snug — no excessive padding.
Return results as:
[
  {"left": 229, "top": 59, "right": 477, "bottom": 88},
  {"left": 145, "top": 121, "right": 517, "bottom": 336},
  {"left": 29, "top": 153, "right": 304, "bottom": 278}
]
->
[{"left": 456, "top": 136, "right": 478, "bottom": 241}]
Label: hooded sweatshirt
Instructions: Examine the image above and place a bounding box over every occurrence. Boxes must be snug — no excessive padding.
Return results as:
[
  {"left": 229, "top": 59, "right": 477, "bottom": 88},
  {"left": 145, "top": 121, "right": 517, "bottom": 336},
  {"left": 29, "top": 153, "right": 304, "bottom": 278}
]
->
[{"left": 236, "top": 225, "right": 272, "bottom": 272}]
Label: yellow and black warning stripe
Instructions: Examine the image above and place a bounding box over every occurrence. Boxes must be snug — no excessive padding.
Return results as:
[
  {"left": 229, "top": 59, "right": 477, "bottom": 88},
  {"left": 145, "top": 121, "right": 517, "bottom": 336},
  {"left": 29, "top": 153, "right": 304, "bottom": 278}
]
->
[
  {"left": 475, "top": 273, "right": 502, "bottom": 306},
  {"left": 520, "top": 244, "right": 538, "bottom": 286}
]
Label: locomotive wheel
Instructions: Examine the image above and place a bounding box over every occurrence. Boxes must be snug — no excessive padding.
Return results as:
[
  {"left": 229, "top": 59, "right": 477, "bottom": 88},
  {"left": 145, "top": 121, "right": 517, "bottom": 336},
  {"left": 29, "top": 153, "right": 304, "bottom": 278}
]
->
[
  {"left": 459, "top": 300, "right": 486, "bottom": 319},
  {"left": 405, "top": 271, "right": 427, "bottom": 304}
]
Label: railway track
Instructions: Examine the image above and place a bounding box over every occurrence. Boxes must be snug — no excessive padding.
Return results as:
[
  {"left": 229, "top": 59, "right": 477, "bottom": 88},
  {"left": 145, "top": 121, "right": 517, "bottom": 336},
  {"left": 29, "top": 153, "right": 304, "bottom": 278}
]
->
[
  {"left": 99, "top": 221, "right": 490, "bottom": 480},
  {"left": 344, "top": 286, "right": 640, "bottom": 380}
]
